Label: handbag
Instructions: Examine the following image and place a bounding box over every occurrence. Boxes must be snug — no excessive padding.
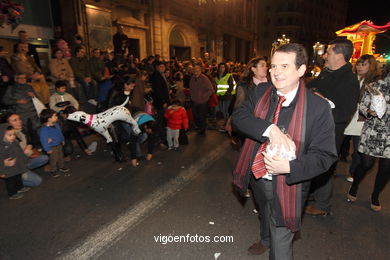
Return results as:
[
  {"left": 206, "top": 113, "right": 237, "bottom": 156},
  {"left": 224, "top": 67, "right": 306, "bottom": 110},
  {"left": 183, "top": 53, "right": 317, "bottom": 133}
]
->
[
  {"left": 178, "top": 129, "right": 189, "bottom": 145},
  {"left": 32, "top": 96, "right": 46, "bottom": 116}
]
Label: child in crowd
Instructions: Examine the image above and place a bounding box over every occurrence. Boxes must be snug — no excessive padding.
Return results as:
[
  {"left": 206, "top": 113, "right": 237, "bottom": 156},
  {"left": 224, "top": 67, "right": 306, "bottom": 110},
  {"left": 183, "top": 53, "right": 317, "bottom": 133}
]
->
[
  {"left": 0, "top": 124, "right": 33, "bottom": 199},
  {"left": 49, "top": 80, "right": 79, "bottom": 113},
  {"left": 39, "top": 109, "right": 69, "bottom": 177},
  {"left": 58, "top": 106, "right": 97, "bottom": 160},
  {"left": 164, "top": 99, "right": 189, "bottom": 151},
  {"left": 130, "top": 112, "right": 157, "bottom": 167}
]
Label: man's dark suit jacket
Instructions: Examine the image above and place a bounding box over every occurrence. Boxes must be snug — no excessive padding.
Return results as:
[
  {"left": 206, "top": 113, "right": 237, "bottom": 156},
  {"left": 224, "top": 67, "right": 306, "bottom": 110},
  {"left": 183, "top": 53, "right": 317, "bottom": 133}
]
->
[
  {"left": 307, "top": 63, "right": 359, "bottom": 125},
  {"left": 150, "top": 71, "right": 170, "bottom": 110},
  {"left": 232, "top": 82, "right": 338, "bottom": 192}
]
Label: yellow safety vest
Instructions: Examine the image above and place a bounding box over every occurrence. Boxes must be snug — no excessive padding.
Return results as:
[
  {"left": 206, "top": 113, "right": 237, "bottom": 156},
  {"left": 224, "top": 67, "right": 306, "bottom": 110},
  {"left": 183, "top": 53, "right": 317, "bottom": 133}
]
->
[{"left": 215, "top": 73, "right": 237, "bottom": 96}]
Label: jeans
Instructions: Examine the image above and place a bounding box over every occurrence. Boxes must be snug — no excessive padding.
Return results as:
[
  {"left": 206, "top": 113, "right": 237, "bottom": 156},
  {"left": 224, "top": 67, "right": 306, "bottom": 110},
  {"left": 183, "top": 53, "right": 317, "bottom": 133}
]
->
[
  {"left": 21, "top": 171, "right": 42, "bottom": 187},
  {"left": 166, "top": 127, "right": 180, "bottom": 148},
  {"left": 27, "top": 155, "right": 49, "bottom": 170}
]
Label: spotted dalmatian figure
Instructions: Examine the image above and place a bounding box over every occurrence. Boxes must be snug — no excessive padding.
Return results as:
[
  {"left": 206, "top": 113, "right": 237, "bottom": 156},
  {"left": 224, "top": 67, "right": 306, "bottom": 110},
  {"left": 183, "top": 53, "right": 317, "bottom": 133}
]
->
[{"left": 67, "top": 97, "right": 141, "bottom": 143}]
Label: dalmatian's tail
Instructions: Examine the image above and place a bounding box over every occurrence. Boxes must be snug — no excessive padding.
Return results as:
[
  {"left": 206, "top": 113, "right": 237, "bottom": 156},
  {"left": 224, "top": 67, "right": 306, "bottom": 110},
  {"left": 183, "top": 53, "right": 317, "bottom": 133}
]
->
[{"left": 120, "top": 96, "right": 130, "bottom": 107}]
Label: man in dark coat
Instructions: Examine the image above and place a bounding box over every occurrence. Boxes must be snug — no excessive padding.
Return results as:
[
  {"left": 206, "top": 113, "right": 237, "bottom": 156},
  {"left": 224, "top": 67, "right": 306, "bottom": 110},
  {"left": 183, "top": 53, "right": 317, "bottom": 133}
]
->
[
  {"left": 305, "top": 38, "right": 360, "bottom": 216},
  {"left": 232, "top": 43, "right": 337, "bottom": 259},
  {"left": 150, "top": 61, "right": 170, "bottom": 144}
]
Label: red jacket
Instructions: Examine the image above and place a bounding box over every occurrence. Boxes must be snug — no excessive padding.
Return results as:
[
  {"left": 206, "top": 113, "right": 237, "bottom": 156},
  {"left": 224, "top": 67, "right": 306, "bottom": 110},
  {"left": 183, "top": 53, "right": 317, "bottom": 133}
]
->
[{"left": 164, "top": 106, "right": 189, "bottom": 130}]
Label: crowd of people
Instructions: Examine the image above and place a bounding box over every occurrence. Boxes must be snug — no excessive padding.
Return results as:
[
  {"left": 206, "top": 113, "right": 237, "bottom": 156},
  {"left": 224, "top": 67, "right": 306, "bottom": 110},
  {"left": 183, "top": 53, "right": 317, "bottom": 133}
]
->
[
  {"left": 0, "top": 29, "right": 249, "bottom": 200},
  {"left": 0, "top": 28, "right": 389, "bottom": 260}
]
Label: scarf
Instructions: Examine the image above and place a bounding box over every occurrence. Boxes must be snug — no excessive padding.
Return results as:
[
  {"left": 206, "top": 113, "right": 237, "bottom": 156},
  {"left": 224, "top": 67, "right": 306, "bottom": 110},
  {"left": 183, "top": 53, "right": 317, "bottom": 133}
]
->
[{"left": 233, "top": 80, "right": 307, "bottom": 232}]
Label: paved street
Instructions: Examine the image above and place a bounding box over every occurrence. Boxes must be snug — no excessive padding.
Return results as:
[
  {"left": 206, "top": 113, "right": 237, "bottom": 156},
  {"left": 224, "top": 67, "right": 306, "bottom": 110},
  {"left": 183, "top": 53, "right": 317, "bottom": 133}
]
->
[{"left": 0, "top": 131, "right": 389, "bottom": 260}]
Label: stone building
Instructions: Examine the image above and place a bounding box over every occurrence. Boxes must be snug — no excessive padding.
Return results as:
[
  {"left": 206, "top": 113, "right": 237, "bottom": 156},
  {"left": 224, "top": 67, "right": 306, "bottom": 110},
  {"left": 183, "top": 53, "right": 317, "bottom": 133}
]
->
[
  {"left": 256, "top": 0, "right": 348, "bottom": 60},
  {"left": 57, "top": 0, "right": 259, "bottom": 62}
]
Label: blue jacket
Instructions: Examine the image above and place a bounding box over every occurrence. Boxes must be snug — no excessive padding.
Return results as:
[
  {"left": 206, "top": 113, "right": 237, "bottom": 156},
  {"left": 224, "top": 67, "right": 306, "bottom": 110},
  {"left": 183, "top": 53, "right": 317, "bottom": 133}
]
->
[{"left": 39, "top": 123, "right": 64, "bottom": 152}]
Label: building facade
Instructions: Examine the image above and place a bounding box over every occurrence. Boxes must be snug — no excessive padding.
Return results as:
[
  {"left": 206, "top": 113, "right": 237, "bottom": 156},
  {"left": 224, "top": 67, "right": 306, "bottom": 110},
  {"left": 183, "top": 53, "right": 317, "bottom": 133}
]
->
[
  {"left": 57, "top": 0, "right": 259, "bottom": 62},
  {"left": 256, "top": 0, "right": 348, "bottom": 60}
]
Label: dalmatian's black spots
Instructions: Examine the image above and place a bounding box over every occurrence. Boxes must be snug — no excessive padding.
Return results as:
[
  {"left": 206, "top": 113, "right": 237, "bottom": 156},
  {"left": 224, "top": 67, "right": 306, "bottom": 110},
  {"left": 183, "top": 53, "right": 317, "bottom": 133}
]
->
[{"left": 66, "top": 103, "right": 141, "bottom": 143}]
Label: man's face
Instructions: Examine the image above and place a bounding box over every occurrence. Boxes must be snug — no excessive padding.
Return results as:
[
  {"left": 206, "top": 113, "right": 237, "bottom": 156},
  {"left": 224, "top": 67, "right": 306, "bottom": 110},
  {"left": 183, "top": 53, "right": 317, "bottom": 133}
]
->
[
  {"left": 7, "top": 114, "right": 23, "bottom": 130},
  {"left": 93, "top": 49, "right": 101, "bottom": 58},
  {"left": 157, "top": 64, "right": 165, "bottom": 73},
  {"left": 270, "top": 51, "right": 305, "bottom": 94},
  {"left": 17, "top": 43, "right": 28, "bottom": 54},
  {"left": 19, "top": 32, "right": 28, "bottom": 42},
  {"left": 76, "top": 48, "right": 85, "bottom": 58},
  {"left": 15, "top": 74, "right": 27, "bottom": 84},
  {"left": 193, "top": 66, "right": 202, "bottom": 77},
  {"left": 323, "top": 45, "right": 341, "bottom": 70}
]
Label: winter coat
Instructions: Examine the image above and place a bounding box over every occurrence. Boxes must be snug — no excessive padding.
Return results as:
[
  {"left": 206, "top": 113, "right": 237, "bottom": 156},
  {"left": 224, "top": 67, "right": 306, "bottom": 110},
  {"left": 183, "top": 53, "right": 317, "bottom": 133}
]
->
[
  {"left": 89, "top": 57, "right": 105, "bottom": 81},
  {"left": 307, "top": 63, "right": 360, "bottom": 124},
  {"left": 164, "top": 106, "right": 189, "bottom": 130},
  {"left": 69, "top": 57, "right": 91, "bottom": 79},
  {"left": 0, "top": 124, "right": 29, "bottom": 177},
  {"left": 150, "top": 71, "right": 170, "bottom": 110},
  {"left": 49, "top": 58, "right": 74, "bottom": 81},
  {"left": 39, "top": 123, "right": 64, "bottom": 152},
  {"left": 358, "top": 75, "right": 390, "bottom": 159},
  {"left": 10, "top": 54, "right": 41, "bottom": 77},
  {"left": 189, "top": 73, "right": 213, "bottom": 104},
  {"left": 2, "top": 83, "right": 39, "bottom": 125},
  {"left": 49, "top": 92, "right": 79, "bottom": 112}
]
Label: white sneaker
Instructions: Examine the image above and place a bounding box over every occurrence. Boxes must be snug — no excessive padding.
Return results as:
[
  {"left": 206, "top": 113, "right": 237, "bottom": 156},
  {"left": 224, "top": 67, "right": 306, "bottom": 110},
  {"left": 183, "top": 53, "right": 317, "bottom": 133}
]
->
[
  {"left": 346, "top": 176, "right": 354, "bottom": 183},
  {"left": 88, "top": 141, "right": 98, "bottom": 153},
  {"left": 88, "top": 99, "right": 98, "bottom": 106}
]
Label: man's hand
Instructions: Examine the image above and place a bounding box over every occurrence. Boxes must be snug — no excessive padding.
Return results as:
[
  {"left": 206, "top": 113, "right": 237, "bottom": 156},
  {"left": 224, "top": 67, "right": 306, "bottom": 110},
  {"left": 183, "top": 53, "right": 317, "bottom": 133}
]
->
[
  {"left": 4, "top": 158, "right": 16, "bottom": 167},
  {"left": 16, "top": 99, "right": 28, "bottom": 104},
  {"left": 268, "top": 125, "right": 295, "bottom": 152},
  {"left": 48, "top": 138, "right": 53, "bottom": 143},
  {"left": 162, "top": 103, "right": 168, "bottom": 109},
  {"left": 262, "top": 152, "right": 290, "bottom": 174},
  {"left": 27, "top": 91, "right": 35, "bottom": 97}
]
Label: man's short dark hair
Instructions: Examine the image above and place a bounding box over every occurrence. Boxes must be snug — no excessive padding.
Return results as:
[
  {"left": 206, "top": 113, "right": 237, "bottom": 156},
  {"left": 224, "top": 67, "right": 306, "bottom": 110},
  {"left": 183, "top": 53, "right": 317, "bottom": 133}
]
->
[
  {"left": 55, "top": 80, "right": 67, "bottom": 89},
  {"left": 275, "top": 43, "right": 308, "bottom": 68},
  {"left": 74, "top": 46, "right": 85, "bottom": 55},
  {"left": 154, "top": 61, "right": 165, "bottom": 67},
  {"left": 329, "top": 38, "right": 354, "bottom": 62}
]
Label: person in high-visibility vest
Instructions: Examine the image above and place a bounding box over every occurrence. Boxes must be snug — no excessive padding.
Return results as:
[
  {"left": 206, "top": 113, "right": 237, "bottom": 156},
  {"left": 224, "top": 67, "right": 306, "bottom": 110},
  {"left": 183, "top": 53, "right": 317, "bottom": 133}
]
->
[{"left": 215, "top": 63, "right": 236, "bottom": 131}]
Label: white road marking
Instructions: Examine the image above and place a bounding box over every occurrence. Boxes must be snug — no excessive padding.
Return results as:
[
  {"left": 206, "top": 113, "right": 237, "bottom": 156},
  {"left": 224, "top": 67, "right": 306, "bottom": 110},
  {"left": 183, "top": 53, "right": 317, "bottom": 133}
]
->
[{"left": 57, "top": 141, "right": 230, "bottom": 260}]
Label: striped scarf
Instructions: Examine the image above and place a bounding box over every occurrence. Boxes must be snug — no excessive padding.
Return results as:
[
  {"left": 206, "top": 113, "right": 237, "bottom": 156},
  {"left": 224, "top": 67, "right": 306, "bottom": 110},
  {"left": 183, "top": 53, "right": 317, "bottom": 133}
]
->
[{"left": 233, "top": 80, "right": 307, "bottom": 232}]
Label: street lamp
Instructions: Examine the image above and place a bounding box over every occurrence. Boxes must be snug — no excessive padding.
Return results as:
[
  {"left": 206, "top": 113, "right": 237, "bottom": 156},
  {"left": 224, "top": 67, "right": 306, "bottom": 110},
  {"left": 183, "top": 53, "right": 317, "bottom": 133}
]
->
[{"left": 270, "top": 34, "right": 290, "bottom": 57}]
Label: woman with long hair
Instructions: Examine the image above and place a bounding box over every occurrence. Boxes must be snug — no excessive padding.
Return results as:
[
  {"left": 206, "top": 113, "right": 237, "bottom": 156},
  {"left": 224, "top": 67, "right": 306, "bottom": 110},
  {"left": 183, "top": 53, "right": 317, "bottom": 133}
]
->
[
  {"left": 344, "top": 55, "right": 381, "bottom": 182},
  {"left": 226, "top": 56, "right": 268, "bottom": 146},
  {"left": 347, "top": 63, "right": 389, "bottom": 212}
]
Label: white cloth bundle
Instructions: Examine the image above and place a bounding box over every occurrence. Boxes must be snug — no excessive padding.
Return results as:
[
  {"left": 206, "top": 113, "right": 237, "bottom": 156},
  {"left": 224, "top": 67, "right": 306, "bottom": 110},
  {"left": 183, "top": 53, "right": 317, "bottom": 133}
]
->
[
  {"left": 369, "top": 85, "right": 387, "bottom": 119},
  {"left": 266, "top": 143, "right": 296, "bottom": 161}
]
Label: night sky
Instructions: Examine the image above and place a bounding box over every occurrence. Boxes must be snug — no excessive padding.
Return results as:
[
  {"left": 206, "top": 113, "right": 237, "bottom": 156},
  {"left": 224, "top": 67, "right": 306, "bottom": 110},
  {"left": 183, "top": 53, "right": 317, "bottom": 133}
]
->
[{"left": 346, "top": 0, "right": 390, "bottom": 53}]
